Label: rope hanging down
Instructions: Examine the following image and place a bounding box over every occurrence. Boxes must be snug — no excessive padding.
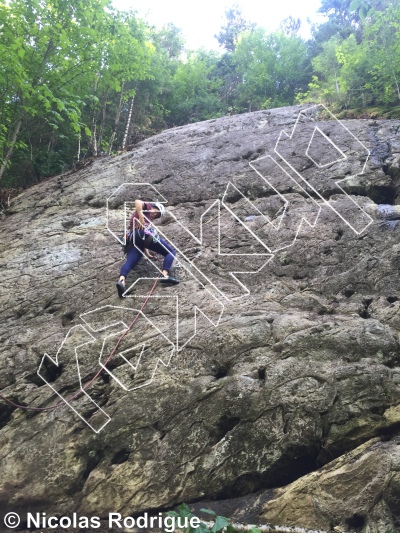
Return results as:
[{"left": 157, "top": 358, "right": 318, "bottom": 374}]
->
[{"left": 0, "top": 276, "right": 161, "bottom": 413}]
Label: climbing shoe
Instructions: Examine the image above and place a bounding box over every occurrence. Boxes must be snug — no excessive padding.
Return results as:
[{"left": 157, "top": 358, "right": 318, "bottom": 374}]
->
[
  {"left": 116, "top": 281, "right": 126, "bottom": 297},
  {"left": 160, "top": 276, "right": 179, "bottom": 285}
]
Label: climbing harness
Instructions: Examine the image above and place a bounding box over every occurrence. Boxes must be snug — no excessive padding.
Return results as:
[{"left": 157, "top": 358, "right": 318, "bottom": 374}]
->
[
  {"left": 143, "top": 226, "right": 160, "bottom": 243},
  {"left": 122, "top": 226, "right": 160, "bottom": 256},
  {"left": 0, "top": 275, "right": 161, "bottom": 413}
]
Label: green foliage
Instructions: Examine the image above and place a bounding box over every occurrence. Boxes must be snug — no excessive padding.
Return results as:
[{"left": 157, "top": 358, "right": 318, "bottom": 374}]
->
[
  {"left": 166, "top": 503, "right": 220, "bottom": 533},
  {"left": 130, "top": 23, "right": 185, "bottom": 138},
  {"left": 165, "top": 503, "right": 262, "bottom": 533},
  {"left": 155, "top": 22, "right": 185, "bottom": 59},
  {"left": 280, "top": 16, "right": 302, "bottom": 37},
  {"left": 165, "top": 51, "right": 223, "bottom": 126},
  {"left": 1, "top": 0, "right": 399, "bottom": 189},
  {"left": 349, "top": 0, "right": 391, "bottom": 20},
  {"left": 0, "top": 0, "right": 106, "bottom": 175},
  {"left": 199, "top": 509, "right": 230, "bottom": 533},
  {"left": 214, "top": 5, "right": 255, "bottom": 52},
  {"left": 364, "top": 5, "right": 400, "bottom": 103},
  {"left": 233, "top": 28, "right": 311, "bottom": 111},
  {"left": 300, "top": 4, "right": 400, "bottom": 110},
  {"left": 310, "top": 0, "right": 361, "bottom": 56},
  {"left": 0, "top": 0, "right": 152, "bottom": 183}
]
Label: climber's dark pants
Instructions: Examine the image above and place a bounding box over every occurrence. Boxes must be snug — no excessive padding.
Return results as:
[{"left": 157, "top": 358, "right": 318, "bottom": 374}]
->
[{"left": 120, "top": 230, "right": 176, "bottom": 278}]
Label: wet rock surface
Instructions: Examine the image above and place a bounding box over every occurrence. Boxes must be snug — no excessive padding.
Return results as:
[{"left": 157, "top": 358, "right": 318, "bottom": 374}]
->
[{"left": 0, "top": 105, "right": 400, "bottom": 531}]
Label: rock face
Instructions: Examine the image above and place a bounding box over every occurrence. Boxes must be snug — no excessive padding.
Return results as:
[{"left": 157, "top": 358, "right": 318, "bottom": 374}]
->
[
  {"left": 0, "top": 104, "right": 400, "bottom": 531},
  {"left": 261, "top": 437, "right": 400, "bottom": 533}
]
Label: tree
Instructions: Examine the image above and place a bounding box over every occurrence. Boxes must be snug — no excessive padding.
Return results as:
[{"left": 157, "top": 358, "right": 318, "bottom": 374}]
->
[
  {"left": 165, "top": 50, "right": 222, "bottom": 126},
  {"left": 233, "top": 28, "right": 311, "bottom": 112},
  {"left": 349, "top": 0, "right": 392, "bottom": 21},
  {"left": 0, "top": 0, "right": 154, "bottom": 184},
  {"left": 215, "top": 4, "right": 255, "bottom": 52},
  {"left": 0, "top": 0, "right": 108, "bottom": 181},
  {"left": 119, "top": 23, "right": 186, "bottom": 147},
  {"left": 81, "top": 9, "right": 153, "bottom": 157},
  {"left": 364, "top": 5, "right": 400, "bottom": 103},
  {"left": 212, "top": 52, "right": 242, "bottom": 114},
  {"left": 318, "top": 0, "right": 356, "bottom": 24},
  {"left": 280, "top": 16, "right": 302, "bottom": 37},
  {"left": 302, "top": 4, "right": 400, "bottom": 109},
  {"left": 154, "top": 22, "right": 185, "bottom": 60},
  {"left": 311, "top": 37, "right": 345, "bottom": 104}
]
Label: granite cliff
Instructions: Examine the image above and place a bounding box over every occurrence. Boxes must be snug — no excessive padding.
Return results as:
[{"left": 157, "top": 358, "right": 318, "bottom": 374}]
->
[{"left": 1, "top": 104, "right": 400, "bottom": 532}]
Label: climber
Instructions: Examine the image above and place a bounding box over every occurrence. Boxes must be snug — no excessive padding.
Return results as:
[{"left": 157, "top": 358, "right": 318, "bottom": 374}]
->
[{"left": 116, "top": 200, "right": 179, "bottom": 297}]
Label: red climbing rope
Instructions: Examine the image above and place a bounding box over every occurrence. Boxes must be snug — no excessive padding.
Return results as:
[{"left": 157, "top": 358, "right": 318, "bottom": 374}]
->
[{"left": 0, "top": 276, "right": 161, "bottom": 413}]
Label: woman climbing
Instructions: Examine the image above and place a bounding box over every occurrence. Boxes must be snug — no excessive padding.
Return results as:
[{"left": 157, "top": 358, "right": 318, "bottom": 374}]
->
[{"left": 116, "top": 199, "right": 179, "bottom": 297}]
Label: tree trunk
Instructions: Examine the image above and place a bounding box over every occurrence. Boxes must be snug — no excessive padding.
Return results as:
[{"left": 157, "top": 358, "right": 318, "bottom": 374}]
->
[
  {"left": 90, "top": 74, "right": 100, "bottom": 157},
  {"left": 391, "top": 66, "right": 400, "bottom": 101},
  {"left": 91, "top": 121, "right": 98, "bottom": 157},
  {"left": 0, "top": 114, "right": 23, "bottom": 182},
  {"left": 122, "top": 95, "right": 135, "bottom": 150},
  {"left": 381, "top": 32, "right": 399, "bottom": 101},
  {"left": 108, "top": 83, "right": 125, "bottom": 155},
  {"left": 334, "top": 68, "right": 340, "bottom": 94},
  {"left": 97, "top": 88, "right": 109, "bottom": 152},
  {"left": 77, "top": 133, "right": 81, "bottom": 162}
]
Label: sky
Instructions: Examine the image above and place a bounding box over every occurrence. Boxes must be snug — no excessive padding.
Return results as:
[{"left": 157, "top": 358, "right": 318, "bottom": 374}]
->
[{"left": 112, "top": 0, "right": 327, "bottom": 50}]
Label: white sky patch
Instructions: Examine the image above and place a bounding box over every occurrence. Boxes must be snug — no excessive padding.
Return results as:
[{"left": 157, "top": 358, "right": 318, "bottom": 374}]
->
[{"left": 112, "top": 0, "right": 327, "bottom": 50}]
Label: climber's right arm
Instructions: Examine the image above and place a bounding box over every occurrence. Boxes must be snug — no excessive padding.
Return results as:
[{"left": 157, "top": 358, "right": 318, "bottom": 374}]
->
[{"left": 135, "top": 199, "right": 145, "bottom": 228}]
